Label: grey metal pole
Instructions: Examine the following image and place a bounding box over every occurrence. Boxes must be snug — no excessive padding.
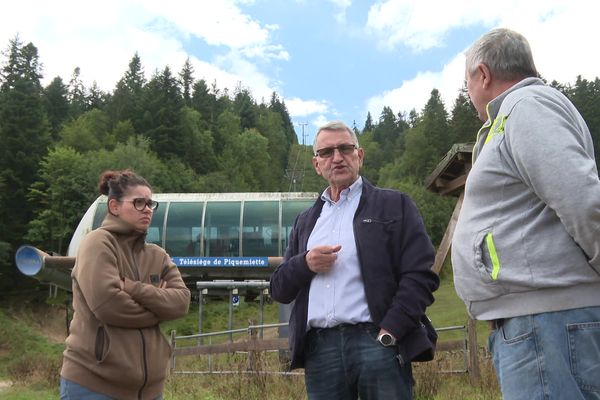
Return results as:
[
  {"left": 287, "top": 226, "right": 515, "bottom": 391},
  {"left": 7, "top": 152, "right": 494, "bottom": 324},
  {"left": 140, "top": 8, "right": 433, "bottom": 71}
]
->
[
  {"left": 259, "top": 288, "right": 268, "bottom": 339},
  {"left": 198, "top": 288, "right": 206, "bottom": 345},
  {"left": 228, "top": 288, "right": 234, "bottom": 342}
]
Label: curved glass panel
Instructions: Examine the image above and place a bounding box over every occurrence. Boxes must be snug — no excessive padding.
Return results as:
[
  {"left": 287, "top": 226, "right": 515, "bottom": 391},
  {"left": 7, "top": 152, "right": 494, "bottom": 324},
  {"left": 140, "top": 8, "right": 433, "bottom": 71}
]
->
[
  {"left": 204, "top": 202, "right": 241, "bottom": 256},
  {"left": 242, "top": 201, "right": 279, "bottom": 257},
  {"left": 281, "top": 200, "right": 315, "bottom": 255},
  {"left": 146, "top": 204, "right": 166, "bottom": 246},
  {"left": 165, "top": 202, "right": 204, "bottom": 256},
  {"left": 92, "top": 202, "right": 108, "bottom": 229}
]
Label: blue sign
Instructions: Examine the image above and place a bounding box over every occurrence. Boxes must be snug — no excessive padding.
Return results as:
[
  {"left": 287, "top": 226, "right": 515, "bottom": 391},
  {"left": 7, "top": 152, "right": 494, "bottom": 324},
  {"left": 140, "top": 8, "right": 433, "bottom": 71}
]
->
[
  {"left": 172, "top": 257, "right": 269, "bottom": 268},
  {"left": 232, "top": 295, "right": 240, "bottom": 306}
]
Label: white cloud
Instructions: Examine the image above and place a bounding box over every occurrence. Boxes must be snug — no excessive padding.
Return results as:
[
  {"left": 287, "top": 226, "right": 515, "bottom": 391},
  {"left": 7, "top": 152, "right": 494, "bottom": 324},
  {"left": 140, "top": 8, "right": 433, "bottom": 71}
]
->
[
  {"left": 365, "top": 0, "right": 581, "bottom": 52},
  {"left": 286, "top": 98, "right": 330, "bottom": 117},
  {"left": 327, "top": 0, "right": 352, "bottom": 23},
  {"left": 143, "top": 0, "right": 276, "bottom": 52},
  {"left": 0, "top": 0, "right": 285, "bottom": 99},
  {"left": 2, "top": 0, "right": 599, "bottom": 139},
  {"left": 364, "top": 0, "right": 600, "bottom": 121},
  {"left": 366, "top": 0, "right": 490, "bottom": 52},
  {"left": 366, "top": 53, "right": 464, "bottom": 119},
  {"left": 502, "top": 3, "right": 600, "bottom": 84}
]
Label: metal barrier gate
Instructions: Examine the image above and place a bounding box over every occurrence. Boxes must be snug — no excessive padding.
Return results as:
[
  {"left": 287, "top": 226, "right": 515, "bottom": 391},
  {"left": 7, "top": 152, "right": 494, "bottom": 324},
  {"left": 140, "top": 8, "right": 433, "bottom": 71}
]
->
[{"left": 170, "top": 281, "right": 471, "bottom": 376}]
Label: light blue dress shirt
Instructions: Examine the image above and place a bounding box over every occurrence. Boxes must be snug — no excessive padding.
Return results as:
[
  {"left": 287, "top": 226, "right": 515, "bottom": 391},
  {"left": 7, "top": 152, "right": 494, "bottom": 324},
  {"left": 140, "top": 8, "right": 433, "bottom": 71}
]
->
[{"left": 306, "top": 177, "right": 372, "bottom": 329}]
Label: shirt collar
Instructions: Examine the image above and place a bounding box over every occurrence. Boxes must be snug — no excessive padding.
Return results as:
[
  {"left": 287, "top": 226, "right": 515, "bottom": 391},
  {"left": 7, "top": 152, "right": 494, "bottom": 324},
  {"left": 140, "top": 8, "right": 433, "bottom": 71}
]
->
[{"left": 321, "top": 176, "right": 363, "bottom": 205}]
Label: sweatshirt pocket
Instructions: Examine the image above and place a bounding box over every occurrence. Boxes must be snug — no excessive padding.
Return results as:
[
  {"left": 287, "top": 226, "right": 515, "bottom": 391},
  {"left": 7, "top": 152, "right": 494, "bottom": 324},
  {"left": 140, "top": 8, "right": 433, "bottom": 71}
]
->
[
  {"left": 94, "top": 326, "right": 110, "bottom": 363},
  {"left": 478, "top": 232, "right": 501, "bottom": 281},
  {"left": 473, "top": 229, "right": 507, "bottom": 293}
]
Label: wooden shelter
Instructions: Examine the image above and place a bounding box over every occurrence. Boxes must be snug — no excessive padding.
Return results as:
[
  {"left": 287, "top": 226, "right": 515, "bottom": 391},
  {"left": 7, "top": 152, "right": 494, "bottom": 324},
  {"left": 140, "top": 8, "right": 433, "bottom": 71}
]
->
[
  {"left": 425, "top": 142, "right": 481, "bottom": 383},
  {"left": 425, "top": 142, "right": 473, "bottom": 274}
]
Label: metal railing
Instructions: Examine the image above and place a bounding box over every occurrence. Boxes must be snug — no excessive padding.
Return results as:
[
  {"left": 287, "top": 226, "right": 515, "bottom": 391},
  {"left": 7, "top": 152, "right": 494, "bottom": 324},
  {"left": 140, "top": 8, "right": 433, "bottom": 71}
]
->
[
  {"left": 170, "top": 321, "right": 300, "bottom": 375},
  {"left": 170, "top": 280, "right": 472, "bottom": 376},
  {"left": 434, "top": 325, "right": 468, "bottom": 373}
]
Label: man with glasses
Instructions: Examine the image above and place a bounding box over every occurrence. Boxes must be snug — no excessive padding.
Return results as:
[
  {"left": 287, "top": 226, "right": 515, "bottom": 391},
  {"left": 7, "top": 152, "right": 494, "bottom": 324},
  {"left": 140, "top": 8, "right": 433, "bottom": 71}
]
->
[{"left": 271, "top": 120, "right": 439, "bottom": 399}]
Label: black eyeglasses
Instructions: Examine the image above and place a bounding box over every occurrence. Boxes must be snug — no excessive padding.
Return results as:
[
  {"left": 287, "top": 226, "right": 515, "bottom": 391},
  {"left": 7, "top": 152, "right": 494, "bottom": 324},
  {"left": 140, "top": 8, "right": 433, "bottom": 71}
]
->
[
  {"left": 122, "top": 198, "right": 159, "bottom": 211},
  {"left": 315, "top": 144, "right": 357, "bottom": 158}
]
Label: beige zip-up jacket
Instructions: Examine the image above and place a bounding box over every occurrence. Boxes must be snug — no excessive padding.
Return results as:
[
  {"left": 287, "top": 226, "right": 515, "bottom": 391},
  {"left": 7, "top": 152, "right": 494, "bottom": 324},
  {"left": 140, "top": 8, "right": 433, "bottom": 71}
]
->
[{"left": 61, "top": 213, "right": 190, "bottom": 400}]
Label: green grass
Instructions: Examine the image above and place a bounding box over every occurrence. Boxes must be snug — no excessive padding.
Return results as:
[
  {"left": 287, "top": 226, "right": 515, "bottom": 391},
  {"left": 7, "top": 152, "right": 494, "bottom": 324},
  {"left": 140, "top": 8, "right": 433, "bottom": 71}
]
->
[
  {"left": 429, "top": 263, "right": 491, "bottom": 346},
  {"left": 0, "top": 386, "right": 57, "bottom": 399}
]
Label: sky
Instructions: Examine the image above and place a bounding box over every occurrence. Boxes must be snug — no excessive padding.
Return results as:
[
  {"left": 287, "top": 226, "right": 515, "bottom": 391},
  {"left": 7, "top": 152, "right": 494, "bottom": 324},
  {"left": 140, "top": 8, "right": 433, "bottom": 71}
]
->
[{"left": 1, "top": 0, "right": 599, "bottom": 145}]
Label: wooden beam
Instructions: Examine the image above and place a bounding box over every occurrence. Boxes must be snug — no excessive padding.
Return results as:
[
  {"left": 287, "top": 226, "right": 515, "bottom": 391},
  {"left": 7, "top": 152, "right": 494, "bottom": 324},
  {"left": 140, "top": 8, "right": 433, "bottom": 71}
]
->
[
  {"left": 439, "top": 175, "right": 467, "bottom": 196},
  {"left": 431, "top": 191, "right": 464, "bottom": 274},
  {"left": 174, "top": 338, "right": 289, "bottom": 356},
  {"left": 467, "top": 318, "right": 481, "bottom": 384}
]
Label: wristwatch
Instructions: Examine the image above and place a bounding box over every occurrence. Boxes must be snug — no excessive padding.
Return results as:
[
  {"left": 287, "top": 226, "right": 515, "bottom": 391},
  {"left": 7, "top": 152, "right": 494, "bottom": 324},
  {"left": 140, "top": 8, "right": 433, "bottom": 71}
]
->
[{"left": 376, "top": 332, "right": 396, "bottom": 347}]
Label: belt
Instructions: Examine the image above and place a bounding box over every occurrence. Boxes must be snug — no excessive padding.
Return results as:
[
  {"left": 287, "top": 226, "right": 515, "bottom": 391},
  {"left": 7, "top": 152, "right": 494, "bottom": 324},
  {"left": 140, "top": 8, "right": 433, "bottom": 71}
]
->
[
  {"left": 488, "top": 319, "right": 504, "bottom": 331},
  {"left": 308, "top": 322, "right": 375, "bottom": 335}
]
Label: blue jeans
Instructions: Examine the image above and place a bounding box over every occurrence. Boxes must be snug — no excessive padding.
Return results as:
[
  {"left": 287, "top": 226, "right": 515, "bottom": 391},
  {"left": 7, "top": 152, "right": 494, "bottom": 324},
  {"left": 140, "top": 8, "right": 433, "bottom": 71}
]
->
[
  {"left": 304, "top": 323, "right": 413, "bottom": 400},
  {"left": 60, "top": 377, "right": 164, "bottom": 400},
  {"left": 489, "top": 306, "right": 600, "bottom": 400}
]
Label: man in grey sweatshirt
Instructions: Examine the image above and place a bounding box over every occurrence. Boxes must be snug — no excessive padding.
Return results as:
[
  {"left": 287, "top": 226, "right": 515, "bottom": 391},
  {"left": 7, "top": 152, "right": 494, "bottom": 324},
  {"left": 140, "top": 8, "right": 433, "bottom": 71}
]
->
[{"left": 452, "top": 28, "right": 600, "bottom": 399}]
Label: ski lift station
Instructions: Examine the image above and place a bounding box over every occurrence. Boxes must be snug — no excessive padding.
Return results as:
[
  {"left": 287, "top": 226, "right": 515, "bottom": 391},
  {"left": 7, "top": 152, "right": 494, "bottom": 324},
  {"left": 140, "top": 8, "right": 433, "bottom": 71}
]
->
[{"left": 16, "top": 192, "right": 318, "bottom": 291}]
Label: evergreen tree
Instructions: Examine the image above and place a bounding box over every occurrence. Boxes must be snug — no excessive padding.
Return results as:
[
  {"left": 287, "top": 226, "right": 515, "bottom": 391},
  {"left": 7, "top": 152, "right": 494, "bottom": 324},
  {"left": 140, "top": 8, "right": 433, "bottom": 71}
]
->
[
  {"left": 362, "top": 111, "right": 374, "bottom": 134},
  {"left": 87, "top": 81, "right": 108, "bottom": 110},
  {"left": 109, "top": 53, "right": 146, "bottom": 130},
  {"left": 398, "top": 89, "right": 450, "bottom": 182},
  {"left": 191, "top": 79, "right": 215, "bottom": 129},
  {"left": 0, "top": 37, "right": 50, "bottom": 287},
  {"left": 256, "top": 108, "right": 289, "bottom": 190},
  {"left": 408, "top": 109, "right": 419, "bottom": 128},
  {"left": 139, "top": 66, "right": 183, "bottom": 158},
  {"left": 567, "top": 76, "right": 600, "bottom": 164},
  {"left": 421, "top": 89, "right": 450, "bottom": 157},
  {"left": 352, "top": 120, "right": 360, "bottom": 136},
  {"left": 269, "top": 92, "right": 297, "bottom": 146},
  {"left": 179, "top": 57, "right": 194, "bottom": 107},
  {"left": 68, "top": 67, "right": 87, "bottom": 118},
  {"left": 398, "top": 123, "right": 435, "bottom": 181},
  {"left": 233, "top": 85, "right": 258, "bottom": 130},
  {"left": 448, "top": 89, "right": 480, "bottom": 145},
  {"left": 358, "top": 130, "right": 384, "bottom": 184},
  {"left": 43, "top": 76, "right": 70, "bottom": 139},
  {"left": 372, "top": 106, "right": 406, "bottom": 162}
]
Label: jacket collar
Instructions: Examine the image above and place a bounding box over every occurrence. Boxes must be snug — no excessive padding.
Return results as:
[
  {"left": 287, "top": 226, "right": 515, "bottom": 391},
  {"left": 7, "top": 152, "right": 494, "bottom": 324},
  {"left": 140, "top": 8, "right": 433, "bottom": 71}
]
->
[
  {"left": 472, "top": 77, "right": 545, "bottom": 162},
  {"left": 101, "top": 212, "right": 147, "bottom": 249},
  {"left": 486, "top": 77, "right": 544, "bottom": 121}
]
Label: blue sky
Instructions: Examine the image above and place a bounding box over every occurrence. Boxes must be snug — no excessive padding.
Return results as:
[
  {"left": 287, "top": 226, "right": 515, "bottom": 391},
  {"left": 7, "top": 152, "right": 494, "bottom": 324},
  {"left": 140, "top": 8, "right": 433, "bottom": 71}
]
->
[{"left": 2, "top": 0, "right": 598, "bottom": 144}]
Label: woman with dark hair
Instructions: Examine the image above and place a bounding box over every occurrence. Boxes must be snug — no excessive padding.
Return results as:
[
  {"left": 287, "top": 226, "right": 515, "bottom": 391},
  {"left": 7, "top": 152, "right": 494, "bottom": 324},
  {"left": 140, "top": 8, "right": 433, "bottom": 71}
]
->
[{"left": 60, "top": 169, "right": 190, "bottom": 400}]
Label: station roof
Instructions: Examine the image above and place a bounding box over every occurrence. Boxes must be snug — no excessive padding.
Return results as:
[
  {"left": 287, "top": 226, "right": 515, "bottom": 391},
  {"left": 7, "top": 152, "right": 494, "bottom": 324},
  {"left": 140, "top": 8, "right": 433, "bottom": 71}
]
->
[
  {"left": 95, "top": 192, "right": 319, "bottom": 202},
  {"left": 424, "top": 143, "right": 474, "bottom": 197}
]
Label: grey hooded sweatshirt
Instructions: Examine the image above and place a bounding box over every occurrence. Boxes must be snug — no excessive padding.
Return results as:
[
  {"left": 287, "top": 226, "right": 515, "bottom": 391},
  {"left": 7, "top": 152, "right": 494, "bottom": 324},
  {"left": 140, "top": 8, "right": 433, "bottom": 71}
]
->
[{"left": 452, "top": 77, "right": 600, "bottom": 320}]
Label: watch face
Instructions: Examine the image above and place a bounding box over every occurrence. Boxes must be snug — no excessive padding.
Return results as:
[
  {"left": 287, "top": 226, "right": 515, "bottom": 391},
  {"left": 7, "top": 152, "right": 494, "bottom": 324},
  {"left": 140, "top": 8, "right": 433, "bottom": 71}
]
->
[{"left": 380, "top": 333, "right": 394, "bottom": 346}]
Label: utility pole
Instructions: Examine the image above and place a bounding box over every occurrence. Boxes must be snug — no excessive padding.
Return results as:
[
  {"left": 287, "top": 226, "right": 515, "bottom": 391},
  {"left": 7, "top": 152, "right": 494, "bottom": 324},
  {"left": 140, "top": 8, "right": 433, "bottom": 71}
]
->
[
  {"left": 286, "top": 122, "right": 309, "bottom": 192},
  {"left": 298, "top": 122, "right": 308, "bottom": 146}
]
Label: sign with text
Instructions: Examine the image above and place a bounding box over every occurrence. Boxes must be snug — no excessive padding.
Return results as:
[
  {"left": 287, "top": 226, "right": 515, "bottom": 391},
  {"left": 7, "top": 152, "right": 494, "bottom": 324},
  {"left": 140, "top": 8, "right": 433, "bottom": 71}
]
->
[{"left": 172, "top": 256, "right": 269, "bottom": 267}]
